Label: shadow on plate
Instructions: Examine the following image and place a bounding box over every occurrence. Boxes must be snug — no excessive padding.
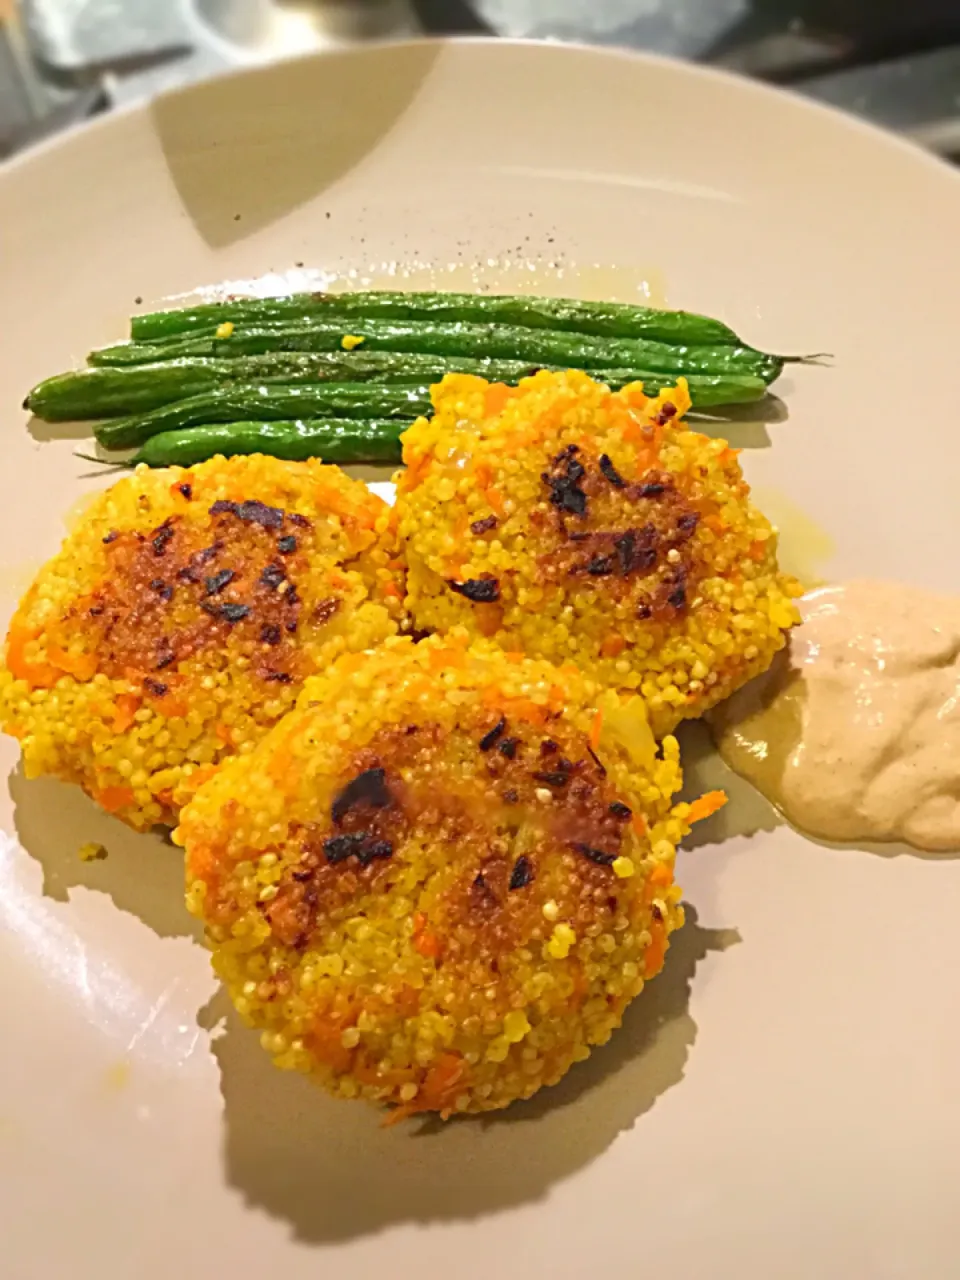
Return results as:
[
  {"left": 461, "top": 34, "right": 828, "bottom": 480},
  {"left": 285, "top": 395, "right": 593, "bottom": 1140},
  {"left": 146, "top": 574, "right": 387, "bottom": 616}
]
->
[
  {"left": 687, "top": 392, "right": 788, "bottom": 451},
  {"left": 8, "top": 765, "right": 199, "bottom": 940},
  {"left": 151, "top": 42, "right": 444, "bottom": 248},
  {"left": 25, "top": 414, "right": 94, "bottom": 444},
  {"left": 209, "top": 904, "right": 738, "bottom": 1243}
]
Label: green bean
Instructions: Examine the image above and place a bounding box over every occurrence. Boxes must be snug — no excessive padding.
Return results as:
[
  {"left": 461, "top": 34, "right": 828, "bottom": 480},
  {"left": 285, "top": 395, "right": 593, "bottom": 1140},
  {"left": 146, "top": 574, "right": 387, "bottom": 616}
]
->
[
  {"left": 131, "top": 289, "right": 742, "bottom": 346},
  {"left": 26, "top": 353, "right": 545, "bottom": 421},
  {"left": 610, "top": 372, "right": 766, "bottom": 406},
  {"left": 133, "top": 419, "right": 410, "bottom": 468},
  {"left": 95, "top": 383, "right": 433, "bottom": 450},
  {"left": 91, "top": 319, "right": 783, "bottom": 382},
  {"left": 32, "top": 355, "right": 766, "bottom": 437}
]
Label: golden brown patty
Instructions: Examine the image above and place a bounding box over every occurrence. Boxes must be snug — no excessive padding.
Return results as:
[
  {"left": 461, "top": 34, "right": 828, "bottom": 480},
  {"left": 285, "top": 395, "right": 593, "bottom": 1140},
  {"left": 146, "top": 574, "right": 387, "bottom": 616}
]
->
[
  {"left": 395, "top": 371, "right": 800, "bottom": 735},
  {"left": 0, "top": 455, "right": 400, "bottom": 828},
  {"left": 179, "top": 633, "right": 696, "bottom": 1118}
]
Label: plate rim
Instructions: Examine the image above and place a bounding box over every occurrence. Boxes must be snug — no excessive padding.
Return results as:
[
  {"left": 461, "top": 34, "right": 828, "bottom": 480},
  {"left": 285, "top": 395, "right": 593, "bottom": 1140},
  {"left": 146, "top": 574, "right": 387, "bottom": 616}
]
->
[{"left": 2, "top": 35, "right": 959, "bottom": 197}]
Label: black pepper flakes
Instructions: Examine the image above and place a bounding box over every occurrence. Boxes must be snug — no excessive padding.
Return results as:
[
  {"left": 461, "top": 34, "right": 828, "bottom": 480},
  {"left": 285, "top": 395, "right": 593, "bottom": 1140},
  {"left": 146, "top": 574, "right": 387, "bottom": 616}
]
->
[
  {"left": 498, "top": 738, "right": 519, "bottom": 759},
  {"left": 587, "top": 554, "right": 614, "bottom": 577},
  {"left": 209, "top": 498, "right": 285, "bottom": 529},
  {"left": 667, "top": 584, "right": 687, "bottom": 609},
  {"left": 143, "top": 678, "right": 168, "bottom": 697},
  {"left": 542, "top": 448, "right": 588, "bottom": 517},
  {"left": 572, "top": 842, "right": 616, "bottom": 867},
  {"left": 651, "top": 902, "right": 664, "bottom": 921},
  {"left": 614, "top": 530, "right": 657, "bottom": 577},
  {"left": 332, "top": 767, "right": 392, "bottom": 825},
  {"left": 609, "top": 801, "right": 633, "bottom": 820},
  {"left": 448, "top": 576, "right": 500, "bottom": 604},
  {"left": 177, "top": 542, "right": 221, "bottom": 583},
  {"left": 178, "top": 483, "right": 192, "bottom": 499},
  {"left": 637, "top": 482, "right": 666, "bottom": 498},
  {"left": 149, "top": 578, "right": 173, "bottom": 602},
  {"left": 312, "top": 598, "right": 340, "bottom": 625},
  {"left": 259, "top": 623, "right": 281, "bottom": 645},
  {"left": 359, "top": 840, "right": 393, "bottom": 866},
  {"left": 323, "top": 833, "right": 364, "bottom": 864},
  {"left": 479, "top": 717, "right": 507, "bottom": 752},
  {"left": 215, "top": 602, "right": 251, "bottom": 623},
  {"left": 102, "top": 530, "right": 119, "bottom": 545},
  {"left": 88, "top": 603, "right": 105, "bottom": 617},
  {"left": 614, "top": 531, "right": 636, "bottom": 575},
  {"left": 470, "top": 515, "right": 499, "bottom": 536},
  {"left": 533, "top": 770, "right": 570, "bottom": 788},
  {"left": 599, "top": 454, "right": 626, "bottom": 488},
  {"left": 263, "top": 670, "right": 292, "bottom": 683},
  {"left": 287, "top": 512, "right": 310, "bottom": 528},
  {"left": 277, "top": 535, "right": 297, "bottom": 554},
  {"left": 503, "top": 789, "right": 519, "bottom": 804},
  {"left": 204, "top": 568, "right": 235, "bottom": 596},
  {"left": 509, "top": 856, "right": 534, "bottom": 890},
  {"left": 151, "top": 520, "right": 175, "bottom": 557},
  {"left": 260, "top": 563, "right": 285, "bottom": 590}
]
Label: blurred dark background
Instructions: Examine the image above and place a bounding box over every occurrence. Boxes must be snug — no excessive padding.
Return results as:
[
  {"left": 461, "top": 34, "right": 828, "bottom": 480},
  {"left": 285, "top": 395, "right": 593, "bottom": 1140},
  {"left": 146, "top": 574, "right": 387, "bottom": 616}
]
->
[{"left": 3, "top": 0, "right": 960, "bottom": 159}]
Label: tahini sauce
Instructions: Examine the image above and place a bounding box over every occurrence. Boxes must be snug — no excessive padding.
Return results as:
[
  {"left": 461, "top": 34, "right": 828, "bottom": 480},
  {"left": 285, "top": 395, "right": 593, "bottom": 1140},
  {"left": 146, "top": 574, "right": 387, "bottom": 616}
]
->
[{"left": 710, "top": 580, "right": 960, "bottom": 852}]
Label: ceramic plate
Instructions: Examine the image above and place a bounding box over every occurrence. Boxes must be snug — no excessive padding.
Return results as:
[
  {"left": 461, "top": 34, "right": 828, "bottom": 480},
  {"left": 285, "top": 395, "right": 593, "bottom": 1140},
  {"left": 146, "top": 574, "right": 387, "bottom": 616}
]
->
[{"left": 1, "top": 38, "right": 959, "bottom": 1280}]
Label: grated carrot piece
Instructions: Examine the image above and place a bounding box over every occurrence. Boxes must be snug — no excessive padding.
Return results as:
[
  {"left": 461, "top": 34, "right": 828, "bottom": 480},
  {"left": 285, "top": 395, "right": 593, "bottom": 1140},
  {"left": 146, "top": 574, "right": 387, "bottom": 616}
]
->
[
  {"left": 644, "top": 921, "right": 668, "bottom": 978},
  {"left": 601, "top": 634, "right": 626, "bottom": 659},
  {"left": 162, "top": 699, "right": 188, "bottom": 719},
  {"left": 5, "top": 624, "right": 58, "bottom": 686},
  {"left": 483, "top": 382, "right": 513, "bottom": 417},
  {"left": 412, "top": 910, "right": 442, "bottom": 959},
  {"left": 649, "top": 862, "right": 673, "bottom": 887},
  {"left": 590, "top": 708, "right": 604, "bottom": 752},
  {"left": 622, "top": 385, "right": 649, "bottom": 410},
  {"left": 306, "top": 1016, "right": 353, "bottom": 1074},
  {"left": 484, "top": 486, "right": 506, "bottom": 517},
  {"left": 112, "top": 694, "right": 140, "bottom": 733},
  {"left": 184, "top": 765, "right": 218, "bottom": 794},
  {"left": 98, "top": 785, "right": 135, "bottom": 814},
  {"left": 428, "top": 646, "right": 465, "bottom": 673},
  {"left": 476, "top": 605, "right": 503, "bottom": 638},
  {"left": 687, "top": 790, "right": 728, "bottom": 824},
  {"left": 48, "top": 643, "right": 97, "bottom": 682}
]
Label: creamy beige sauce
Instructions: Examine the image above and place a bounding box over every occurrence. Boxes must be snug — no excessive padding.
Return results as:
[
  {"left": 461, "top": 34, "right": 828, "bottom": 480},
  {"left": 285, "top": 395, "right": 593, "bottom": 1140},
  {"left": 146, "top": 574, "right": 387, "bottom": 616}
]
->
[{"left": 711, "top": 580, "right": 960, "bottom": 852}]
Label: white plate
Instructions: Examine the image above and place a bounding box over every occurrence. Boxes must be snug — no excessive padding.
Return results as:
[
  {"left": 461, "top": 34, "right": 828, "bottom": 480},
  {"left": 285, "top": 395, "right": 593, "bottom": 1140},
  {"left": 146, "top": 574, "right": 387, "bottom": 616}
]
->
[{"left": 2, "top": 38, "right": 959, "bottom": 1280}]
